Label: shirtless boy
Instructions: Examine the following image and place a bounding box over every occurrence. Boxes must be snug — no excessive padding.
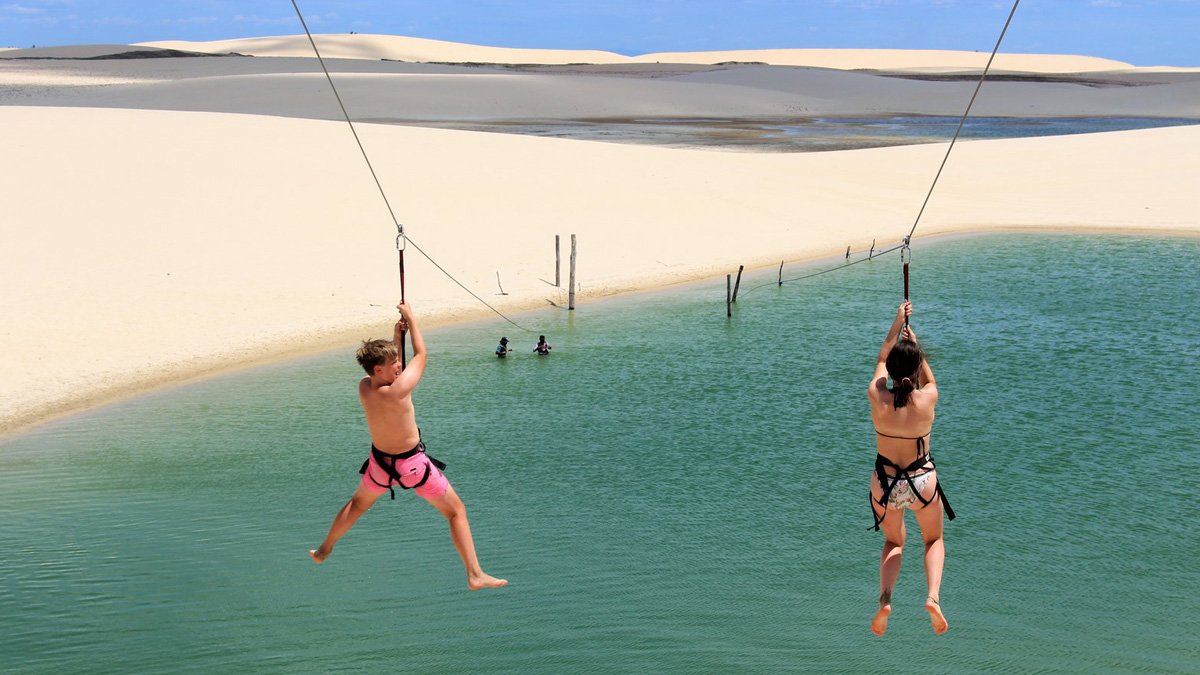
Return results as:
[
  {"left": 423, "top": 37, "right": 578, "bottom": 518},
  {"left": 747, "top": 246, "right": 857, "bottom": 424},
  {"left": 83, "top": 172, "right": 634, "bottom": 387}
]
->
[{"left": 309, "top": 302, "right": 507, "bottom": 591}]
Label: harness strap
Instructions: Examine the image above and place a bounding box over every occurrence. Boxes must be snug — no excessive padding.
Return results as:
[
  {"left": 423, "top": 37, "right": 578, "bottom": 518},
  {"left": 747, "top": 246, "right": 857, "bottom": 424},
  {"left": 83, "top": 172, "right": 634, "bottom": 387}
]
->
[
  {"left": 870, "top": 452, "right": 955, "bottom": 530},
  {"left": 937, "top": 482, "right": 956, "bottom": 521},
  {"left": 358, "top": 439, "right": 447, "bottom": 500},
  {"left": 872, "top": 430, "right": 930, "bottom": 528}
]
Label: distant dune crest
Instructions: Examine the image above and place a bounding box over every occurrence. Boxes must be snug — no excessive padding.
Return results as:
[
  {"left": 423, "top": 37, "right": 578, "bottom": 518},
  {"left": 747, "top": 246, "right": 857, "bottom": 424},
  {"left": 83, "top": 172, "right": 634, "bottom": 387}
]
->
[
  {"left": 135, "top": 33, "right": 1160, "bottom": 73},
  {"left": 137, "top": 34, "right": 629, "bottom": 66}
]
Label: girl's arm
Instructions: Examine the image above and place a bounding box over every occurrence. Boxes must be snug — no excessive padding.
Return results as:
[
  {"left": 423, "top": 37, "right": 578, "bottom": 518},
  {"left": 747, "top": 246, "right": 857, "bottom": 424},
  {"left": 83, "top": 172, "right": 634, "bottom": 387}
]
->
[
  {"left": 903, "top": 324, "right": 937, "bottom": 397},
  {"left": 870, "top": 300, "right": 911, "bottom": 395}
]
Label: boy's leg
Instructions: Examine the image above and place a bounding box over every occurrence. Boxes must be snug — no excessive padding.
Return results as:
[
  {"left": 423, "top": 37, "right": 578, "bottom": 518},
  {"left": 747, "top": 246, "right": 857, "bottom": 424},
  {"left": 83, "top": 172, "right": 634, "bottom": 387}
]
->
[
  {"left": 426, "top": 485, "right": 508, "bottom": 590},
  {"left": 310, "top": 484, "right": 385, "bottom": 564}
]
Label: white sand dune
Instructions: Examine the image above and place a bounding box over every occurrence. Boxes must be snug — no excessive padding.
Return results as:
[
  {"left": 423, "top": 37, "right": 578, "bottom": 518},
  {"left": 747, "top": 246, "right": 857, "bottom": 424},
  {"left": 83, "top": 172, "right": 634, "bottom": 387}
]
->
[
  {"left": 2, "top": 37, "right": 1198, "bottom": 435},
  {"left": 3, "top": 106, "right": 1196, "bottom": 434},
  {"left": 627, "top": 48, "right": 1138, "bottom": 73},
  {"left": 139, "top": 34, "right": 629, "bottom": 65},
  {"left": 137, "top": 34, "right": 1197, "bottom": 73}
]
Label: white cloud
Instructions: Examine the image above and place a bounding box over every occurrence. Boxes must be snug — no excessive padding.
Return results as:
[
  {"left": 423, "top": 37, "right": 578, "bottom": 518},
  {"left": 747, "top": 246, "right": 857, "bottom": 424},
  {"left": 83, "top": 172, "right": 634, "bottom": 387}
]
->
[
  {"left": 1, "top": 4, "right": 45, "bottom": 14},
  {"left": 233, "top": 13, "right": 306, "bottom": 26},
  {"left": 95, "top": 15, "right": 139, "bottom": 26},
  {"left": 160, "top": 16, "right": 218, "bottom": 26}
]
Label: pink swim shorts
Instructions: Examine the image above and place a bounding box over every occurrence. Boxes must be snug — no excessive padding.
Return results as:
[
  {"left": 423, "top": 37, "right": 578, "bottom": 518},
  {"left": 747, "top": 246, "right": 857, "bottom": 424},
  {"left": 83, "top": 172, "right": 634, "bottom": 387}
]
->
[{"left": 360, "top": 447, "right": 449, "bottom": 500}]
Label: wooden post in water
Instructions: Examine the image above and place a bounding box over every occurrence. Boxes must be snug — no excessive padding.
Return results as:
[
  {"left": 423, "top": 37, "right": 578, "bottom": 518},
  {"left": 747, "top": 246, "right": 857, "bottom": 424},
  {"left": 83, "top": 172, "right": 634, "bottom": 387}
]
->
[
  {"left": 726, "top": 274, "right": 732, "bottom": 317},
  {"left": 732, "top": 265, "right": 744, "bottom": 303},
  {"left": 869, "top": 239, "right": 876, "bottom": 260},
  {"left": 568, "top": 234, "right": 577, "bottom": 310},
  {"left": 845, "top": 245, "right": 851, "bottom": 260},
  {"left": 778, "top": 260, "right": 784, "bottom": 287},
  {"left": 555, "top": 235, "right": 561, "bottom": 287}
]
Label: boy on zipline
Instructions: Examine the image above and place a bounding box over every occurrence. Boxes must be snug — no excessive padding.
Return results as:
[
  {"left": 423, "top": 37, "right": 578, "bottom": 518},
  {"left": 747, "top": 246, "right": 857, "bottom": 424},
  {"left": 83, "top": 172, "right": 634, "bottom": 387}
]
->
[{"left": 309, "top": 302, "right": 508, "bottom": 591}]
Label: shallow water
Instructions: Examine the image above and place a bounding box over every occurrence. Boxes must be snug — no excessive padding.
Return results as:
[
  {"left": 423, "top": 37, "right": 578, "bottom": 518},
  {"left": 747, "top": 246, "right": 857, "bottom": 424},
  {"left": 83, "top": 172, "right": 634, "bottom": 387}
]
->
[
  {"left": 2, "top": 233, "right": 1198, "bottom": 673},
  {"left": 394, "top": 116, "right": 1200, "bottom": 152}
]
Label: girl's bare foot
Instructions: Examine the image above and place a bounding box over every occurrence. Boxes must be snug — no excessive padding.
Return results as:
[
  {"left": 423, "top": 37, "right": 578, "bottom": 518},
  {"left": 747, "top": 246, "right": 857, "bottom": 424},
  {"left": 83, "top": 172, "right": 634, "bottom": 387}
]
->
[
  {"left": 309, "top": 548, "right": 329, "bottom": 565},
  {"left": 468, "top": 573, "right": 508, "bottom": 590},
  {"left": 926, "top": 596, "right": 948, "bottom": 635},
  {"left": 871, "top": 603, "right": 892, "bottom": 636}
]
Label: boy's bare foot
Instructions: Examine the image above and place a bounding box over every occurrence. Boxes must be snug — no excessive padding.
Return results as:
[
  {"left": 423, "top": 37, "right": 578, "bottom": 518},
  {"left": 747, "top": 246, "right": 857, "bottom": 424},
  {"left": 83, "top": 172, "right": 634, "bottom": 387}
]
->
[
  {"left": 870, "top": 603, "right": 892, "bottom": 636},
  {"left": 309, "top": 548, "right": 328, "bottom": 565},
  {"left": 926, "top": 596, "right": 948, "bottom": 635},
  {"left": 468, "top": 573, "right": 508, "bottom": 590}
]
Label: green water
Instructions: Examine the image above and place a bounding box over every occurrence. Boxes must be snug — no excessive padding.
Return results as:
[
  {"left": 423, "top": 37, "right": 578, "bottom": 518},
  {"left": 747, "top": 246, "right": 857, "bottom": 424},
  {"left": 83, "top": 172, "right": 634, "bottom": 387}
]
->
[{"left": 2, "top": 233, "right": 1197, "bottom": 673}]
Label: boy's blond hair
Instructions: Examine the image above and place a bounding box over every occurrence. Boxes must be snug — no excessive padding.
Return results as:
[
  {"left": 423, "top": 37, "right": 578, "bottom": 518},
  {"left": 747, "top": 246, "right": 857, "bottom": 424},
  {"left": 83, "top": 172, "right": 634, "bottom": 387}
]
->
[{"left": 356, "top": 339, "right": 398, "bottom": 375}]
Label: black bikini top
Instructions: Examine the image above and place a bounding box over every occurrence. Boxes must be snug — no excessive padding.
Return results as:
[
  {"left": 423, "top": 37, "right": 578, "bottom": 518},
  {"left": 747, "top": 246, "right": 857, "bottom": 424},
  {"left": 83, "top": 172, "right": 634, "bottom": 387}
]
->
[{"left": 875, "top": 429, "right": 930, "bottom": 454}]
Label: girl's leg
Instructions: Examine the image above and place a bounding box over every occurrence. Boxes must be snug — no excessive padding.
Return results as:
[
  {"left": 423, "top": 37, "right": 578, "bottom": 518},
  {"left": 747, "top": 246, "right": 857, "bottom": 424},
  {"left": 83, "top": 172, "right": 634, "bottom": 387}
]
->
[
  {"left": 870, "top": 475, "right": 906, "bottom": 636},
  {"left": 914, "top": 473, "right": 948, "bottom": 635},
  {"left": 426, "top": 485, "right": 508, "bottom": 590}
]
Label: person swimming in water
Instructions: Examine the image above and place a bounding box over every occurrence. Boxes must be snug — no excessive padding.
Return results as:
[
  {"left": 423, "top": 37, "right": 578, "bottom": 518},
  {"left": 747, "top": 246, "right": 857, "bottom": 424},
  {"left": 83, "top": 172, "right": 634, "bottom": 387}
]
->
[
  {"left": 309, "top": 302, "right": 507, "bottom": 591},
  {"left": 495, "top": 337, "right": 511, "bottom": 358},
  {"left": 867, "top": 299, "right": 955, "bottom": 636},
  {"left": 533, "top": 335, "right": 552, "bottom": 355}
]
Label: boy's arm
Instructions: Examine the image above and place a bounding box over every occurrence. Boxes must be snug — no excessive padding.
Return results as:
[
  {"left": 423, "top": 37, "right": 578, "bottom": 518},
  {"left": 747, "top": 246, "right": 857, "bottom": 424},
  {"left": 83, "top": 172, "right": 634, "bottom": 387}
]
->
[{"left": 393, "top": 302, "right": 427, "bottom": 392}]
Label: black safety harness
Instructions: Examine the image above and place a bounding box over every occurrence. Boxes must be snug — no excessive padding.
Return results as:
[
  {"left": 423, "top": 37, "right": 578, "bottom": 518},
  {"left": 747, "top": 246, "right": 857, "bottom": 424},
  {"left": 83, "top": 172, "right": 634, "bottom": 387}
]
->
[
  {"left": 359, "top": 438, "right": 447, "bottom": 500},
  {"left": 871, "top": 432, "right": 955, "bottom": 530}
]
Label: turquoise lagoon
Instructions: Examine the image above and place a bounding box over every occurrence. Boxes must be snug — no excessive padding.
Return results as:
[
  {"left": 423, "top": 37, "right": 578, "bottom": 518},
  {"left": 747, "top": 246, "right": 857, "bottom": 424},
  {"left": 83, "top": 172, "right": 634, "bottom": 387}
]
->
[{"left": 1, "top": 233, "right": 1197, "bottom": 673}]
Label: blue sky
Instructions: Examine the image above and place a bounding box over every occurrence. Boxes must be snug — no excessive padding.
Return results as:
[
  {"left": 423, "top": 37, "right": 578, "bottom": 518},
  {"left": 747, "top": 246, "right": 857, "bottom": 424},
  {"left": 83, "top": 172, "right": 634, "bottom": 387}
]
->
[{"left": 2, "top": 1, "right": 1198, "bottom": 66}]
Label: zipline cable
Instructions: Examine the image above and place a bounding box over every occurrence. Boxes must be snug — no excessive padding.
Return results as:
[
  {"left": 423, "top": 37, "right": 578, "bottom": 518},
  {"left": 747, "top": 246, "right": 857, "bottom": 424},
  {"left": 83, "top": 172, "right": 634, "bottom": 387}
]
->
[
  {"left": 289, "top": 0, "right": 532, "bottom": 338},
  {"left": 905, "top": 0, "right": 1021, "bottom": 243},
  {"left": 738, "top": 242, "right": 906, "bottom": 298},
  {"left": 737, "top": 3, "right": 1019, "bottom": 306},
  {"left": 899, "top": 0, "right": 1018, "bottom": 329},
  {"left": 292, "top": 1, "right": 1019, "bottom": 325}
]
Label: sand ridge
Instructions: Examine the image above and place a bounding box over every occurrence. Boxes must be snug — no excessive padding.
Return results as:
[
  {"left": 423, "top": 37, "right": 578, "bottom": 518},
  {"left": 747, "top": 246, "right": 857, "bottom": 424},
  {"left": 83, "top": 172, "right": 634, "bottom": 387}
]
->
[{"left": 136, "top": 34, "right": 1199, "bottom": 73}]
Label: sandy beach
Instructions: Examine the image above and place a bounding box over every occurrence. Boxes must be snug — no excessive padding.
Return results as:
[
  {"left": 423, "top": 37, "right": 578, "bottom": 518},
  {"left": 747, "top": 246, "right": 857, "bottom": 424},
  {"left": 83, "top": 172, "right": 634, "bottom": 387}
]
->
[{"left": 2, "top": 35, "right": 1198, "bottom": 436}]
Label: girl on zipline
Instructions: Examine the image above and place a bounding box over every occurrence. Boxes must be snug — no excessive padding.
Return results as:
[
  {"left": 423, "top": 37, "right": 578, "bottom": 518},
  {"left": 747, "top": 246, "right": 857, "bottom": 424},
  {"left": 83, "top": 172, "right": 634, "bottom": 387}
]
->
[
  {"left": 310, "top": 302, "right": 508, "bottom": 591},
  {"left": 867, "top": 300, "right": 954, "bottom": 636}
]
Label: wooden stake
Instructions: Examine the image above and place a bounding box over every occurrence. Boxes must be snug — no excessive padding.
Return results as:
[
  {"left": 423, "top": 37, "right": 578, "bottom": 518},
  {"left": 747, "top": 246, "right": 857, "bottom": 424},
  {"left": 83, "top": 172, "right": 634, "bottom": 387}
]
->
[
  {"left": 869, "top": 239, "right": 876, "bottom": 260},
  {"left": 496, "top": 271, "right": 507, "bottom": 295},
  {"left": 568, "top": 234, "right": 577, "bottom": 310},
  {"left": 732, "top": 265, "right": 744, "bottom": 303},
  {"left": 845, "top": 245, "right": 851, "bottom": 260},
  {"left": 778, "top": 260, "right": 784, "bottom": 287},
  {"left": 555, "top": 234, "right": 561, "bottom": 287}
]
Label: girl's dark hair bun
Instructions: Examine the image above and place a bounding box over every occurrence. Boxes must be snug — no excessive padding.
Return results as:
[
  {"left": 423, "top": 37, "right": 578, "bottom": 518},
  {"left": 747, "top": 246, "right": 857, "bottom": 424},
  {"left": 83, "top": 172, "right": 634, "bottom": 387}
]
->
[{"left": 886, "top": 340, "right": 923, "bottom": 409}]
